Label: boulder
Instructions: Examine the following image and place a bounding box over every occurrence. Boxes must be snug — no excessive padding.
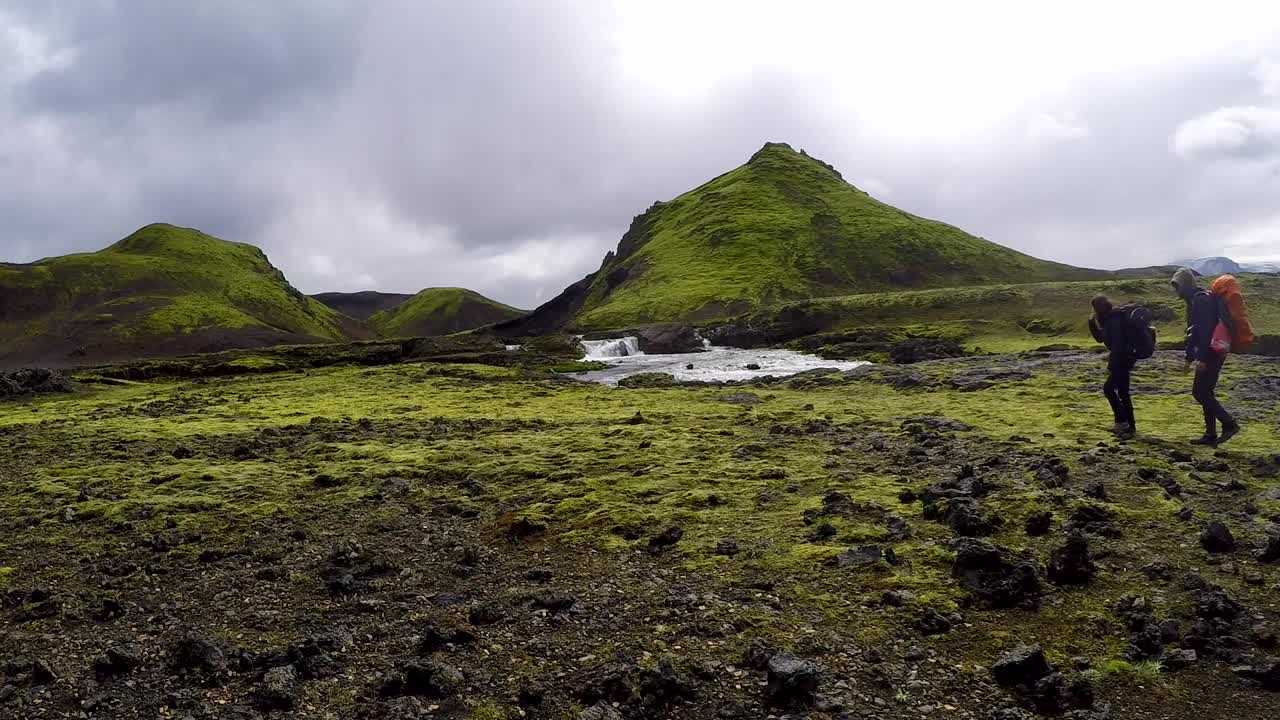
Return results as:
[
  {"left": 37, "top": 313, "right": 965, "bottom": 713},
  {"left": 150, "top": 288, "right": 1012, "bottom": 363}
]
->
[
  {"left": 1200, "top": 521, "right": 1236, "bottom": 553},
  {"left": 951, "top": 538, "right": 1044, "bottom": 608},
  {"left": 991, "top": 645, "right": 1054, "bottom": 689},
  {"left": 256, "top": 665, "right": 299, "bottom": 710},
  {"left": 764, "top": 653, "right": 820, "bottom": 708},
  {"left": 1047, "top": 533, "right": 1098, "bottom": 586},
  {"left": 635, "top": 325, "right": 705, "bottom": 354}
]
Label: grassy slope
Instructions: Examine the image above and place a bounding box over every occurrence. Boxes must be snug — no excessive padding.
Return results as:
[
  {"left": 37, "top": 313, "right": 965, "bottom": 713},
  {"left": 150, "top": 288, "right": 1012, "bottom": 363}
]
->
[
  {"left": 572, "top": 143, "right": 1109, "bottom": 330},
  {"left": 368, "top": 287, "right": 525, "bottom": 338},
  {"left": 753, "top": 274, "right": 1280, "bottom": 354},
  {"left": 0, "top": 224, "right": 350, "bottom": 363},
  {"left": 2, "top": 354, "right": 1279, "bottom": 716}
]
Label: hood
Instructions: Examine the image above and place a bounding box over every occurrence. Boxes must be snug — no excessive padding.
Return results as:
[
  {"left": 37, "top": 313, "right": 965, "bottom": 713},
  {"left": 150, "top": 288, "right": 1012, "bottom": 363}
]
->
[{"left": 1171, "top": 267, "right": 1198, "bottom": 297}]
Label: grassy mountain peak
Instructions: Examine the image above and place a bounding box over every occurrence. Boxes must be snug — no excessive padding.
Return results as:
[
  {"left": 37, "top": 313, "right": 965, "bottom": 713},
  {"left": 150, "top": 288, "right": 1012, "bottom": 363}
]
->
[
  {"left": 551, "top": 142, "right": 1107, "bottom": 330},
  {"left": 0, "top": 224, "right": 353, "bottom": 366},
  {"left": 368, "top": 287, "right": 526, "bottom": 338}
]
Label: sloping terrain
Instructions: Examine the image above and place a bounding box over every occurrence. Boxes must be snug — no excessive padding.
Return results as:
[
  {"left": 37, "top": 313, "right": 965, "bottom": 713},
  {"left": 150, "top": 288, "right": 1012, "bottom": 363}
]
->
[
  {"left": 501, "top": 143, "right": 1113, "bottom": 334},
  {"left": 1, "top": 351, "right": 1279, "bottom": 717},
  {"left": 311, "top": 291, "right": 414, "bottom": 321},
  {"left": 716, "top": 275, "right": 1280, "bottom": 356},
  {"left": 368, "top": 287, "right": 525, "bottom": 338},
  {"left": 0, "top": 224, "right": 356, "bottom": 367}
]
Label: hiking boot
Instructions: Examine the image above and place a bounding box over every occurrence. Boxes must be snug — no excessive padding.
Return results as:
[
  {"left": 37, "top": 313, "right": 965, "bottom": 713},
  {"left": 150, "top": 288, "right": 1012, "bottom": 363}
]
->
[
  {"left": 1191, "top": 435, "right": 1218, "bottom": 447},
  {"left": 1218, "top": 423, "right": 1241, "bottom": 445},
  {"left": 1114, "top": 423, "right": 1134, "bottom": 439}
]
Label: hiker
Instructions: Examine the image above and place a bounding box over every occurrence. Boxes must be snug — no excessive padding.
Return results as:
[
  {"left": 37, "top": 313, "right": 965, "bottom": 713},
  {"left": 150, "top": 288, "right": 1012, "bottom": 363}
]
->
[
  {"left": 1088, "top": 295, "right": 1137, "bottom": 437},
  {"left": 1171, "top": 268, "right": 1241, "bottom": 446}
]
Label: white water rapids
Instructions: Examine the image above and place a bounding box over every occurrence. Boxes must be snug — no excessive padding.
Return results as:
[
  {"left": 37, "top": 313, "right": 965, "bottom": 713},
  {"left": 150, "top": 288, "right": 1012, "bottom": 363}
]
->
[{"left": 575, "top": 336, "right": 869, "bottom": 385}]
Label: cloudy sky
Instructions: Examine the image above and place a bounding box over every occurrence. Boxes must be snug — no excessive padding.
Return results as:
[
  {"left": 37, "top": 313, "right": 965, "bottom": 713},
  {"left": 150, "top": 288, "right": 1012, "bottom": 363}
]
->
[{"left": 4, "top": 1, "right": 1280, "bottom": 308}]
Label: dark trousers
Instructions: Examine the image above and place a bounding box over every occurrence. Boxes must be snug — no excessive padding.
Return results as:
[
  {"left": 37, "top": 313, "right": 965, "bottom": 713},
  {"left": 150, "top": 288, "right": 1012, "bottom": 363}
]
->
[
  {"left": 1192, "top": 355, "right": 1235, "bottom": 438},
  {"left": 1104, "top": 361, "right": 1136, "bottom": 428}
]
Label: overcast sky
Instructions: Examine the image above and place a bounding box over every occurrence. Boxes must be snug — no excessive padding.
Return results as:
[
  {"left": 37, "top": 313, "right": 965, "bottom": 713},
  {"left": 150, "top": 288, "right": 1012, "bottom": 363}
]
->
[{"left": 4, "top": 1, "right": 1280, "bottom": 308}]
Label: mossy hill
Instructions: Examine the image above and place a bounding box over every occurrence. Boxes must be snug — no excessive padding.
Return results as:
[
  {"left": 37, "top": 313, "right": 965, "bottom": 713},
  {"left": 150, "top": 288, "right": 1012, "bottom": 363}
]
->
[
  {"left": 368, "top": 287, "right": 525, "bottom": 338},
  {"left": 311, "top": 291, "right": 414, "bottom": 321},
  {"left": 0, "top": 224, "right": 356, "bottom": 367},
  {"left": 503, "top": 142, "right": 1113, "bottom": 333}
]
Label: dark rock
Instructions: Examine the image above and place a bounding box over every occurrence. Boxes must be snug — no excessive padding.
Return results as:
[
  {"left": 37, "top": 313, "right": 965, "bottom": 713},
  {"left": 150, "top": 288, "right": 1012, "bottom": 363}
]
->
[
  {"left": 916, "top": 608, "right": 952, "bottom": 635},
  {"left": 742, "top": 639, "right": 775, "bottom": 670},
  {"left": 951, "top": 538, "right": 1044, "bottom": 608},
  {"left": 745, "top": 363, "right": 761, "bottom": 371},
  {"left": 635, "top": 325, "right": 705, "bottom": 354},
  {"left": 1253, "top": 624, "right": 1278, "bottom": 649},
  {"left": 764, "top": 653, "right": 820, "bottom": 708},
  {"left": 381, "top": 660, "right": 464, "bottom": 698},
  {"left": 1164, "top": 648, "right": 1198, "bottom": 670},
  {"left": 991, "top": 645, "right": 1054, "bottom": 689},
  {"left": 254, "top": 566, "right": 284, "bottom": 582},
  {"left": 1025, "top": 510, "right": 1053, "bottom": 536},
  {"left": 835, "top": 545, "right": 896, "bottom": 567},
  {"left": 1066, "top": 503, "right": 1120, "bottom": 538},
  {"left": 1160, "top": 619, "right": 1182, "bottom": 643},
  {"left": 882, "top": 589, "right": 916, "bottom": 606},
  {"left": 648, "top": 526, "right": 684, "bottom": 552},
  {"left": 172, "top": 634, "right": 227, "bottom": 674},
  {"left": 1195, "top": 459, "right": 1230, "bottom": 473},
  {"left": 1047, "top": 533, "right": 1097, "bottom": 586},
  {"left": 1140, "top": 559, "right": 1173, "bottom": 581},
  {"left": 313, "top": 472, "right": 343, "bottom": 488},
  {"left": 1195, "top": 589, "right": 1242, "bottom": 621},
  {"left": 256, "top": 665, "right": 299, "bottom": 710},
  {"left": 93, "top": 645, "right": 141, "bottom": 679},
  {"left": 942, "top": 497, "right": 1000, "bottom": 537},
  {"left": 1082, "top": 481, "right": 1107, "bottom": 500},
  {"left": 418, "top": 623, "right": 476, "bottom": 654},
  {"left": 1255, "top": 525, "right": 1280, "bottom": 563},
  {"left": 1233, "top": 658, "right": 1280, "bottom": 690},
  {"left": 533, "top": 593, "right": 577, "bottom": 614},
  {"left": 1031, "top": 672, "right": 1068, "bottom": 714},
  {"left": 903, "top": 416, "right": 973, "bottom": 432},
  {"left": 172, "top": 444, "right": 194, "bottom": 459},
  {"left": 810, "top": 522, "right": 837, "bottom": 541},
  {"left": 525, "top": 568, "right": 553, "bottom": 582},
  {"left": 1200, "top": 521, "right": 1236, "bottom": 553},
  {"left": 468, "top": 603, "right": 505, "bottom": 627},
  {"left": 637, "top": 657, "right": 697, "bottom": 709},
  {"left": 714, "top": 539, "right": 740, "bottom": 557}
]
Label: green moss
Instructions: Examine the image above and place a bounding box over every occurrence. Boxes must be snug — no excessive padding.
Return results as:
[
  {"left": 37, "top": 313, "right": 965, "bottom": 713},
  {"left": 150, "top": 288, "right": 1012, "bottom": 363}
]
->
[
  {"left": 0, "top": 567, "right": 13, "bottom": 586},
  {"left": 368, "top": 287, "right": 525, "bottom": 338}
]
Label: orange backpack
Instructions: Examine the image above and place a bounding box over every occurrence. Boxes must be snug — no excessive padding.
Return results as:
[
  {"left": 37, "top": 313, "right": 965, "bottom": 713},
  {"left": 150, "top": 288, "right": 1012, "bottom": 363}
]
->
[{"left": 1208, "top": 275, "right": 1254, "bottom": 352}]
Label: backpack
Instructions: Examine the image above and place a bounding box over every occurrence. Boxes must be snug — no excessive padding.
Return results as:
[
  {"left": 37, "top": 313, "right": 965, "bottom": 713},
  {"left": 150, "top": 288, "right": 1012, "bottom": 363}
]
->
[
  {"left": 1118, "top": 304, "right": 1157, "bottom": 359},
  {"left": 1208, "top": 274, "right": 1254, "bottom": 352}
]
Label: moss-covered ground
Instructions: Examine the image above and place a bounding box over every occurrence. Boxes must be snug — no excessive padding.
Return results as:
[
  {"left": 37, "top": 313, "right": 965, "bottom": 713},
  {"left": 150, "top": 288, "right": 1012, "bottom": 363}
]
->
[
  {"left": 2, "top": 350, "right": 1278, "bottom": 718},
  {"left": 737, "top": 274, "right": 1280, "bottom": 356}
]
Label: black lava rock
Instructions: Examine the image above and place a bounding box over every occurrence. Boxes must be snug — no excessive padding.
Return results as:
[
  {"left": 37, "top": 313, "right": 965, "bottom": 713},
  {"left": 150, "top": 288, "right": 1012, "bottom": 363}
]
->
[
  {"left": 1200, "top": 520, "right": 1236, "bottom": 553},
  {"left": 764, "top": 653, "right": 820, "bottom": 708}
]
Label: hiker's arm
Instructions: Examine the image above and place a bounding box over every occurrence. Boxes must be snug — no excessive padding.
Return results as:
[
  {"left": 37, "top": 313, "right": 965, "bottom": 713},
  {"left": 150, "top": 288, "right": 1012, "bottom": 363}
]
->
[
  {"left": 1088, "top": 316, "right": 1104, "bottom": 344},
  {"left": 1188, "top": 293, "right": 1217, "bottom": 363}
]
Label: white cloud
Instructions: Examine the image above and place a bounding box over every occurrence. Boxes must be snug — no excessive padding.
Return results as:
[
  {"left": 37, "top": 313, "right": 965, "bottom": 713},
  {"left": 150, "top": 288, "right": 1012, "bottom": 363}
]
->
[
  {"left": 1026, "top": 112, "right": 1089, "bottom": 142},
  {"left": 1252, "top": 57, "right": 1280, "bottom": 96},
  {"left": 1171, "top": 106, "right": 1280, "bottom": 160}
]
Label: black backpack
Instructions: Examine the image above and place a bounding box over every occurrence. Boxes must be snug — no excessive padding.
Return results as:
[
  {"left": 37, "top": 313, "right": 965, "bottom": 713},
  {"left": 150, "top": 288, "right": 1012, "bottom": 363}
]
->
[{"left": 1118, "top": 304, "right": 1156, "bottom": 359}]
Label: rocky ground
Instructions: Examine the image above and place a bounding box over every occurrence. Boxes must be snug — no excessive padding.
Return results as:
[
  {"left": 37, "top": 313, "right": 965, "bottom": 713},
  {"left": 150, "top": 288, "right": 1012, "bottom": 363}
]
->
[{"left": 2, "top": 350, "right": 1279, "bottom": 719}]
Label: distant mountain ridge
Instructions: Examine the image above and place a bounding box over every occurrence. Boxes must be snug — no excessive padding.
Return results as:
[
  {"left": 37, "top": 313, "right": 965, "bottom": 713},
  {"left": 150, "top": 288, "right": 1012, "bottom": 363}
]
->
[
  {"left": 312, "top": 291, "right": 414, "bottom": 321},
  {"left": 499, "top": 142, "right": 1118, "bottom": 334},
  {"left": 1171, "top": 256, "right": 1280, "bottom": 275}
]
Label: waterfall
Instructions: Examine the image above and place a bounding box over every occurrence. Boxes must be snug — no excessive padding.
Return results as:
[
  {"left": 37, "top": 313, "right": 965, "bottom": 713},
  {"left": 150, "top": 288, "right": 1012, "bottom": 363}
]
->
[{"left": 580, "top": 336, "right": 642, "bottom": 359}]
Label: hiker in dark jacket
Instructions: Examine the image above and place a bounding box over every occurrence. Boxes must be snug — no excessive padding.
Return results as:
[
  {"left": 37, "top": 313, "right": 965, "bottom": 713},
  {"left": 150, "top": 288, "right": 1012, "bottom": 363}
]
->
[
  {"left": 1171, "top": 268, "right": 1240, "bottom": 446},
  {"left": 1088, "top": 295, "right": 1136, "bottom": 437}
]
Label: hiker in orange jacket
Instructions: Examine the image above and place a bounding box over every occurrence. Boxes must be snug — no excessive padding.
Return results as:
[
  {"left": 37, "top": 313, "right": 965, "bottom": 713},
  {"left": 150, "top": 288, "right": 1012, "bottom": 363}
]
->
[{"left": 1171, "top": 268, "right": 1241, "bottom": 446}]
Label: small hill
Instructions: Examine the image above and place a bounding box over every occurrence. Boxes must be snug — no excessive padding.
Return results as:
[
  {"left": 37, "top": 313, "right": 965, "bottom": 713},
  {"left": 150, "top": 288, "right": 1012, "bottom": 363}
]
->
[
  {"left": 312, "top": 291, "right": 414, "bottom": 321},
  {"left": 501, "top": 142, "right": 1110, "bottom": 333},
  {"left": 0, "top": 224, "right": 356, "bottom": 367},
  {"left": 368, "top": 287, "right": 526, "bottom": 338}
]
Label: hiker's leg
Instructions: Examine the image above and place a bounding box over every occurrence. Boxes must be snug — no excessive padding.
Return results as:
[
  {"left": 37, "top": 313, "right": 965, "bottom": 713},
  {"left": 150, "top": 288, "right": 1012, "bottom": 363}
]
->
[
  {"left": 1192, "top": 362, "right": 1217, "bottom": 438},
  {"left": 1206, "top": 357, "right": 1238, "bottom": 429},
  {"left": 1102, "top": 370, "right": 1123, "bottom": 424},
  {"left": 1116, "top": 363, "right": 1135, "bottom": 430}
]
